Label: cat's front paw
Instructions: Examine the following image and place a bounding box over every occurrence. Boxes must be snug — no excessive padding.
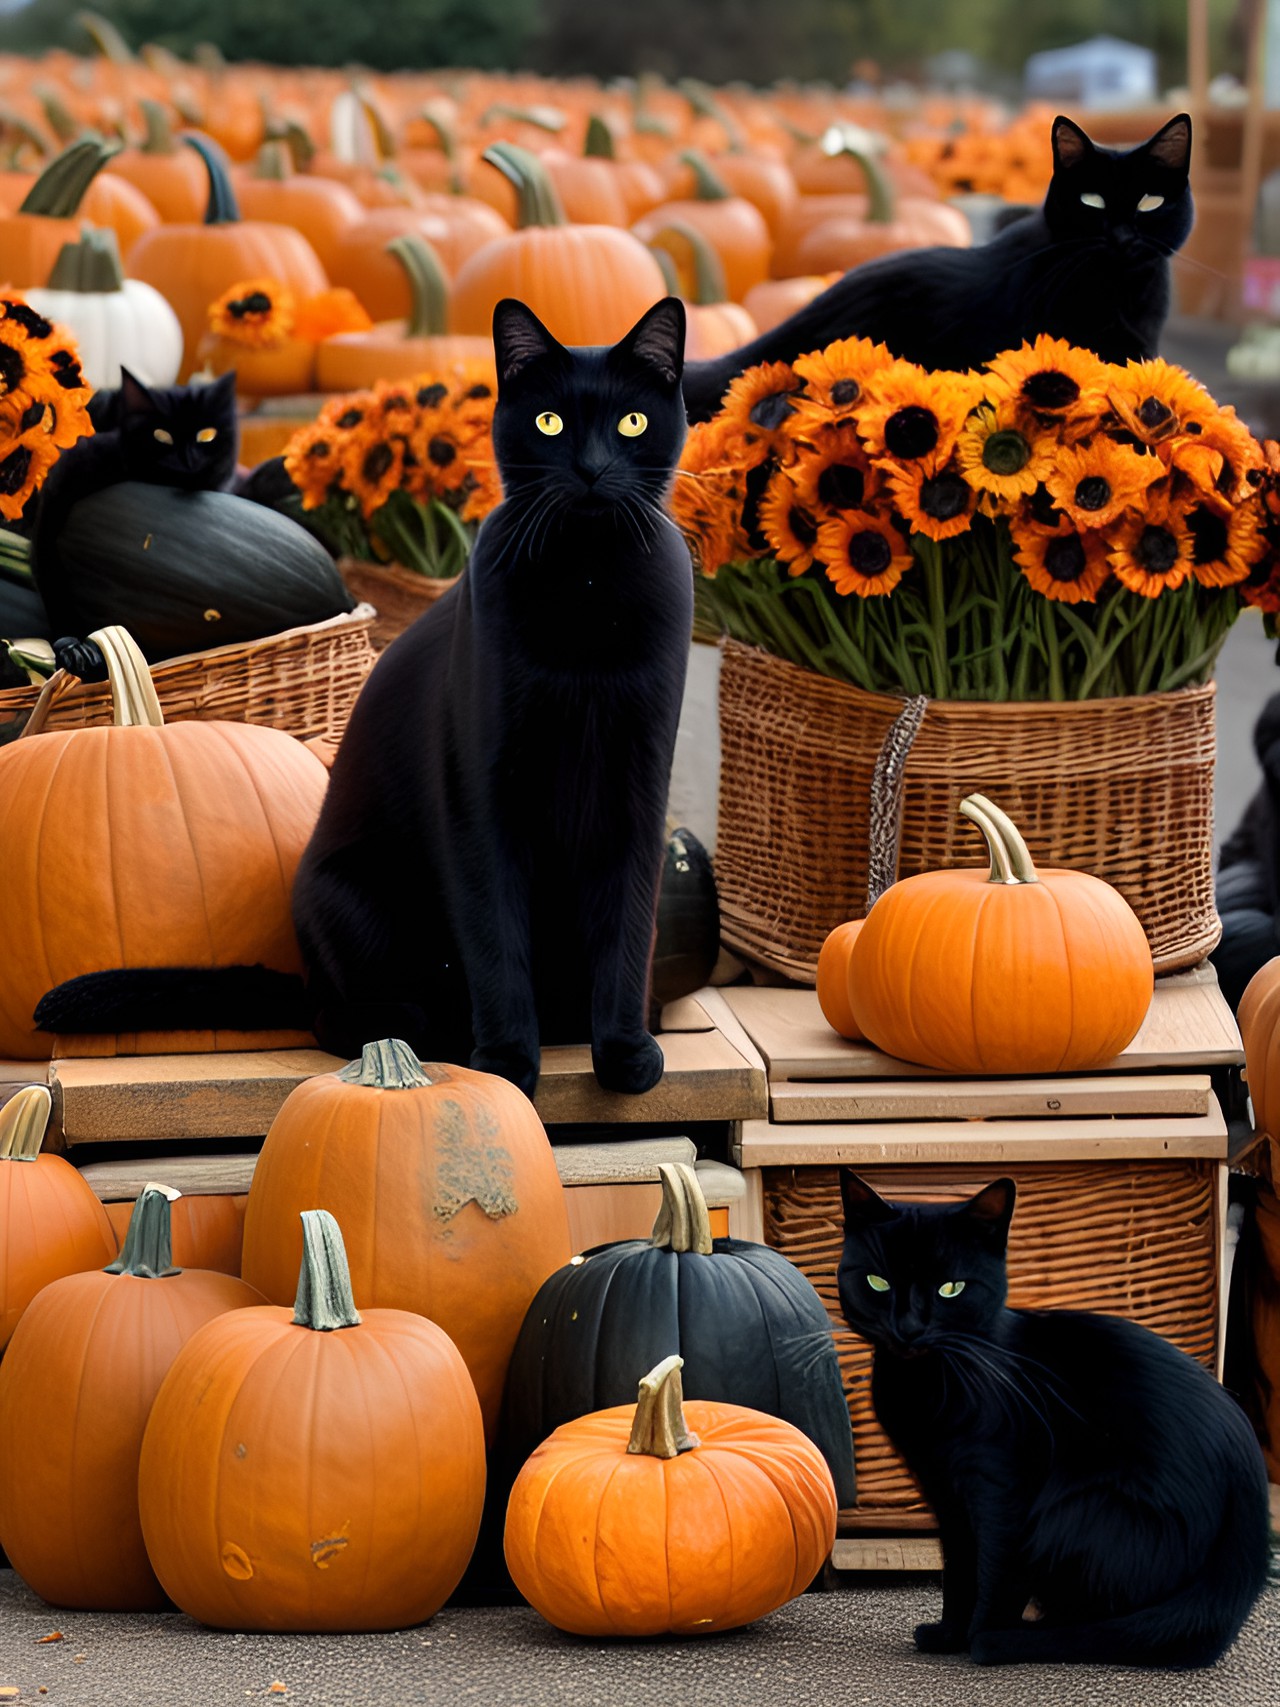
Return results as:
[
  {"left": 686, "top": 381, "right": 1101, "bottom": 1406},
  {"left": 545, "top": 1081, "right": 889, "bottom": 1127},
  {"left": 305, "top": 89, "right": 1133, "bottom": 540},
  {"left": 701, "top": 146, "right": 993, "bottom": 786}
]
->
[
  {"left": 592, "top": 1034, "right": 664, "bottom": 1095},
  {"left": 913, "top": 1620, "right": 969, "bottom": 1654},
  {"left": 470, "top": 1044, "right": 540, "bottom": 1100}
]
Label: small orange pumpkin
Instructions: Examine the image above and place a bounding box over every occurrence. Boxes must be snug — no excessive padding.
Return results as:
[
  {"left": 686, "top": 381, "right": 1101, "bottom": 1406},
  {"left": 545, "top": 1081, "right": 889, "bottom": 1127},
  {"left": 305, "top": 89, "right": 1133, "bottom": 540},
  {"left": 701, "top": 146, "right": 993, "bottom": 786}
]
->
[
  {"left": 816, "top": 919, "right": 866, "bottom": 1041},
  {"left": 632, "top": 149, "right": 772, "bottom": 302},
  {"left": 645, "top": 221, "right": 757, "bottom": 361},
  {"left": 504, "top": 1354, "right": 837, "bottom": 1636}
]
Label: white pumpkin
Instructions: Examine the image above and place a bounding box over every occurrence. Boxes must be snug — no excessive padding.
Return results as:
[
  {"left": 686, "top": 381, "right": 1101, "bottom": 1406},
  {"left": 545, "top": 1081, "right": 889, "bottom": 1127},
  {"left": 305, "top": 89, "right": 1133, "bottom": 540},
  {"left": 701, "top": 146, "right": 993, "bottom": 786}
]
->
[{"left": 25, "top": 228, "right": 183, "bottom": 390}]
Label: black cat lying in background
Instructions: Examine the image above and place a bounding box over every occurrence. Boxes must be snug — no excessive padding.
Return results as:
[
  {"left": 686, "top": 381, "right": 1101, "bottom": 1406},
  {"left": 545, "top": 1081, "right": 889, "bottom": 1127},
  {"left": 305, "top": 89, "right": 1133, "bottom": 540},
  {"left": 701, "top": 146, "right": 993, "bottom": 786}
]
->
[
  {"left": 838, "top": 1172, "right": 1269, "bottom": 1668},
  {"left": 683, "top": 112, "right": 1195, "bottom": 420}
]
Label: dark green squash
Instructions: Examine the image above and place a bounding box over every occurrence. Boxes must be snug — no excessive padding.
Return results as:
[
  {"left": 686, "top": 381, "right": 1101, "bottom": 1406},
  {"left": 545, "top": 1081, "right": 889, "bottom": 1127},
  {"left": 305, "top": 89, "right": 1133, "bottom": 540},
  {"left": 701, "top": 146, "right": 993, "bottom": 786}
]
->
[
  {"left": 39, "top": 483, "right": 355, "bottom": 662},
  {"left": 651, "top": 824, "right": 720, "bottom": 1008},
  {"left": 498, "top": 1161, "right": 856, "bottom": 1507}
]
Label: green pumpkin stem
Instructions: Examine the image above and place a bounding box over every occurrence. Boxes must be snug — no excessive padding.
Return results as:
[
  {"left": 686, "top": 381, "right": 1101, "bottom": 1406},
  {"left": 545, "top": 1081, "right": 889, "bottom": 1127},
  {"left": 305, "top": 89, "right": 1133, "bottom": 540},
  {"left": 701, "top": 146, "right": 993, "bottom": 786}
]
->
[
  {"left": 583, "top": 114, "right": 615, "bottom": 160},
  {"left": 105, "top": 1183, "right": 180, "bottom": 1277},
  {"left": 959, "top": 793, "right": 1039, "bottom": 886},
  {"left": 185, "top": 132, "right": 241, "bottom": 226},
  {"left": 36, "top": 87, "right": 78, "bottom": 147},
  {"left": 0, "top": 108, "right": 51, "bottom": 162},
  {"left": 89, "top": 626, "right": 165, "bottom": 729},
  {"left": 677, "top": 79, "right": 744, "bottom": 150},
  {"left": 820, "top": 126, "right": 895, "bottom": 224},
  {"left": 384, "top": 234, "right": 449, "bottom": 337},
  {"left": 480, "top": 102, "right": 565, "bottom": 135},
  {"left": 253, "top": 139, "right": 292, "bottom": 182},
  {"left": 75, "top": 9, "right": 134, "bottom": 63},
  {"left": 677, "top": 148, "right": 731, "bottom": 203},
  {"left": 293, "top": 1209, "right": 362, "bottom": 1331},
  {"left": 646, "top": 221, "right": 727, "bottom": 306},
  {"left": 273, "top": 119, "right": 316, "bottom": 174},
  {"left": 47, "top": 225, "right": 125, "bottom": 293},
  {"left": 138, "top": 98, "right": 177, "bottom": 155},
  {"left": 627, "top": 1355, "right": 699, "bottom": 1458},
  {"left": 481, "top": 142, "right": 566, "bottom": 228},
  {"left": 0, "top": 1084, "right": 52, "bottom": 1162},
  {"left": 18, "top": 137, "right": 121, "bottom": 218},
  {"left": 336, "top": 1038, "right": 433, "bottom": 1090},
  {"left": 650, "top": 1161, "right": 713, "bottom": 1255}
]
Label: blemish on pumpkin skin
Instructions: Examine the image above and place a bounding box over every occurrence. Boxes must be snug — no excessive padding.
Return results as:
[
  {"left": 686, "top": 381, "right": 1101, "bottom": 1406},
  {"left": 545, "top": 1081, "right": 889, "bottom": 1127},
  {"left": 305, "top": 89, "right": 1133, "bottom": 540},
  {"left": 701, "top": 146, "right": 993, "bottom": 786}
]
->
[
  {"left": 311, "top": 1534, "right": 350, "bottom": 1569},
  {"left": 431, "top": 1098, "right": 518, "bottom": 1223},
  {"left": 221, "top": 1542, "right": 254, "bottom": 1579}
]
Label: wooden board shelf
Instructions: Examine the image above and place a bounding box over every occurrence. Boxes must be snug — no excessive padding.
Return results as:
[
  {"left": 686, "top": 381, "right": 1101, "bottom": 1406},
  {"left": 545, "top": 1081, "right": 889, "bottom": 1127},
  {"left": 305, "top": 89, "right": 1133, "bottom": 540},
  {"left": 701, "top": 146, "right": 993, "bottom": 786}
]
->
[{"left": 769, "top": 1073, "right": 1213, "bottom": 1124}]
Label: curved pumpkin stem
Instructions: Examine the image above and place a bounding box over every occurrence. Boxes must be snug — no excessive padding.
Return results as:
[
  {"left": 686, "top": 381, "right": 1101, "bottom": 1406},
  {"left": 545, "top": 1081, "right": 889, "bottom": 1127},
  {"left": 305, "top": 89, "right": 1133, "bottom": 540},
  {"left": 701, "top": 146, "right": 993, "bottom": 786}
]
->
[
  {"left": 47, "top": 226, "right": 125, "bottom": 293},
  {"left": 35, "top": 87, "right": 78, "bottom": 147},
  {"left": 0, "top": 1084, "right": 52, "bottom": 1162},
  {"left": 385, "top": 234, "right": 449, "bottom": 338},
  {"left": 293, "top": 1209, "right": 362, "bottom": 1331},
  {"left": 677, "top": 148, "right": 731, "bottom": 204},
  {"left": 646, "top": 221, "right": 727, "bottom": 307},
  {"left": 583, "top": 114, "right": 616, "bottom": 160},
  {"left": 415, "top": 102, "right": 458, "bottom": 162},
  {"left": 480, "top": 102, "right": 566, "bottom": 135},
  {"left": 336, "top": 1037, "right": 434, "bottom": 1089},
  {"left": 184, "top": 132, "right": 241, "bottom": 226},
  {"left": 627, "top": 1355, "right": 699, "bottom": 1458},
  {"left": 17, "top": 137, "right": 121, "bottom": 218},
  {"left": 75, "top": 9, "right": 135, "bottom": 63},
  {"left": 138, "top": 98, "right": 178, "bottom": 155},
  {"left": 677, "top": 79, "right": 744, "bottom": 151},
  {"left": 253, "top": 139, "right": 292, "bottom": 182},
  {"left": 650, "top": 1161, "right": 713, "bottom": 1255},
  {"left": 818, "top": 124, "right": 895, "bottom": 225},
  {"left": 105, "top": 1183, "right": 180, "bottom": 1278},
  {"left": 90, "top": 626, "right": 165, "bottom": 729},
  {"left": 0, "top": 107, "right": 51, "bottom": 163},
  {"left": 959, "top": 793, "right": 1039, "bottom": 886},
  {"left": 481, "top": 142, "right": 566, "bottom": 229}
]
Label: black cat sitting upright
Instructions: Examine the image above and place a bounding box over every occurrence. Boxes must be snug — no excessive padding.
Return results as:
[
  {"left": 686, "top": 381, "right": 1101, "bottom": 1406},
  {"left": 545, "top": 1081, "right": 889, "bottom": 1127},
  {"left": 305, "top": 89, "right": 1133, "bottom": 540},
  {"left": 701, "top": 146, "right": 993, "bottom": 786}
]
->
[
  {"left": 32, "top": 368, "right": 238, "bottom": 636},
  {"left": 293, "top": 297, "right": 693, "bottom": 1097},
  {"left": 837, "top": 1172, "right": 1269, "bottom": 1669},
  {"left": 683, "top": 112, "right": 1195, "bottom": 420}
]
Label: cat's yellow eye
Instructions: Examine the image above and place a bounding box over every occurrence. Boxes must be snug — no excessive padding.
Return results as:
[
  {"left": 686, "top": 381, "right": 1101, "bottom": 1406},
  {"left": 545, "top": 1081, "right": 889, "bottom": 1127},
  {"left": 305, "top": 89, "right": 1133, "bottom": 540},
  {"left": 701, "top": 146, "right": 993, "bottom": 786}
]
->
[
  {"left": 618, "top": 411, "right": 648, "bottom": 437},
  {"left": 535, "top": 411, "right": 563, "bottom": 436},
  {"left": 938, "top": 1281, "right": 966, "bottom": 1299},
  {"left": 1079, "top": 191, "right": 1106, "bottom": 210},
  {"left": 196, "top": 427, "right": 218, "bottom": 443},
  {"left": 153, "top": 428, "right": 173, "bottom": 445},
  {"left": 1137, "top": 194, "right": 1165, "bottom": 213},
  {"left": 866, "top": 1274, "right": 890, "bottom": 1293}
]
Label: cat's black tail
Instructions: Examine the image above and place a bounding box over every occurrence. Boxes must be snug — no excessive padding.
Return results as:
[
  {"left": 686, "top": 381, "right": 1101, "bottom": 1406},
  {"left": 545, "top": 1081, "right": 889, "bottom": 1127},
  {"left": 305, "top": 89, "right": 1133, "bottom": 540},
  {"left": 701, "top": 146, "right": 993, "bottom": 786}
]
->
[{"left": 33, "top": 966, "right": 309, "bottom": 1034}]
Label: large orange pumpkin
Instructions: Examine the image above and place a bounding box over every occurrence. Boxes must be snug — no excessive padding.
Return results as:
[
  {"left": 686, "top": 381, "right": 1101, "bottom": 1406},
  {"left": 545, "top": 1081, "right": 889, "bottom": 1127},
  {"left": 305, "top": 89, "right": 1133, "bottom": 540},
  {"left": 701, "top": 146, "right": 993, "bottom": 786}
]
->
[
  {"left": 105, "top": 100, "right": 210, "bottom": 225},
  {"left": 0, "top": 1084, "right": 116, "bottom": 1351},
  {"left": 0, "top": 1184, "right": 262, "bottom": 1610},
  {"left": 325, "top": 195, "right": 508, "bottom": 322},
  {"left": 632, "top": 149, "right": 772, "bottom": 303},
  {"left": 240, "top": 1038, "right": 571, "bottom": 1442},
  {"left": 451, "top": 142, "right": 668, "bottom": 346},
  {"left": 0, "top": 627, "right": 329, "bottom": 1059},
  {"left": 0, "top": 136, "right": 120, "bottom": 289},
  {"left": 233, "top": 141, "right": 365, "bottom": 275},
  {"left": 849, "top": 793, "right": 1153, "bottom": 1073},
  {"left": 138, "top": 1209, "right": 486, "bottom": 1631},
  {"left": 504, "top": 1354, "right": 837, "bottom": 1636}
]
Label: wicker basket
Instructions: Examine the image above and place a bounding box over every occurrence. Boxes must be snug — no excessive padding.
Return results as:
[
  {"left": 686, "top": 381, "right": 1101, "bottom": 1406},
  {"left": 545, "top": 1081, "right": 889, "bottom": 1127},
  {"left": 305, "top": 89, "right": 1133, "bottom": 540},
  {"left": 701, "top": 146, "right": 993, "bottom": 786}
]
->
[
  {"left": 0, "top": 606, "right": 378, "bottom": 746},
  {"left": 716, "top": 639, "right": 1219, "bottom": 979},
  {"left": 764, "top": 1160, "right": 1220, "bottom": 1519},
  {"left": 337, "top": 557, "right": 459, "bottom": 651}
]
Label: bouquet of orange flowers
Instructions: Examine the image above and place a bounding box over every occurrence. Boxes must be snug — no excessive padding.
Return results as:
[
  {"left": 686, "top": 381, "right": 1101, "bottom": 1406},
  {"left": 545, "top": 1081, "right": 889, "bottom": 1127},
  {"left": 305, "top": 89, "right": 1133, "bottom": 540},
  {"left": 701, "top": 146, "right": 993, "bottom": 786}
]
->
[
  {"left": 676, "top": 333, "right": 1277, "bottom": 700},
  {"left": 283, "top": 370, "right": 501, "bottom": 579}
]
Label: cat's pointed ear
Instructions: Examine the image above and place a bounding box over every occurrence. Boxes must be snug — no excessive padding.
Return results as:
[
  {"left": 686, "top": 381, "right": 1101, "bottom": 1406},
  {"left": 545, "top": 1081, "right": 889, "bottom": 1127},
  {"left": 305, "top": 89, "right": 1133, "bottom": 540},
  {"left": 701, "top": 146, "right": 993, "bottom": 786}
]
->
[
  {"left": 963, "top": 1177, "right": 1016, "bottom": 1241},
  {"left": 207, "top": 368, "right": 237, "bottom": 403},
  {"left": 117, "top": 367, "right": 154, "bottom": 418},
  {"left": 1051, "top": 116, "right": 1092, "bottom": 171},
  {"left": 614, "top": 296, "right": 685, "bottom": 389},
  {"left": 492, "top": 299, "right": 563, "bottom": 386},
  {"left": 840, "top": 1169, "right": 898, "bottom": 1228},
  {"left": 1145, "top": 112, "right": 1192, "bottom": 174}
]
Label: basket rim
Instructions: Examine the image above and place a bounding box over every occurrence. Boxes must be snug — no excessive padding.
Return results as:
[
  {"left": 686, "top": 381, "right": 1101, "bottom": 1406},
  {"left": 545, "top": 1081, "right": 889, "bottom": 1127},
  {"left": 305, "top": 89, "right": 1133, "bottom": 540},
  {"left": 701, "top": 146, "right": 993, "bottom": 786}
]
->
[{"left": 718, "top": 635, "right": 1218, "bottom": 711}]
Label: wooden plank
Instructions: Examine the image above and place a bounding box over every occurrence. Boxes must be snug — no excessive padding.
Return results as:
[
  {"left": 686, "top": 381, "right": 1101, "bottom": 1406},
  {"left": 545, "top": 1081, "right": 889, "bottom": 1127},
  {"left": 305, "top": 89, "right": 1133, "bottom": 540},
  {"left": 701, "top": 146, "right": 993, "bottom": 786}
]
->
[
  {"left": 735, "top": 1102, "right": 1229, "bottom": 1167},
  {"left": 77, "top": 1153, "right": 260, "bottom": 1200},
  {"left": 656, "top": 995, "right": 714, "bottom": 1032},
  {"left": 0, "top": 1060, "right": 48, "bottom": 1085},
  {"left": 770, "top": 1074, "right": 1212, "bottom": 1124},
  {"left": 532, "top": 1027, "right": 767, "bottom": 1126},
  {"left": 830, "top": 1537, "right": 943, "bottom": 1572},
  {"left": 551, "top": 1136, "right": 697, "bottom": 1185},
  {"left": 721, "top": 973, "right": 1243, "bottom": 1083}
]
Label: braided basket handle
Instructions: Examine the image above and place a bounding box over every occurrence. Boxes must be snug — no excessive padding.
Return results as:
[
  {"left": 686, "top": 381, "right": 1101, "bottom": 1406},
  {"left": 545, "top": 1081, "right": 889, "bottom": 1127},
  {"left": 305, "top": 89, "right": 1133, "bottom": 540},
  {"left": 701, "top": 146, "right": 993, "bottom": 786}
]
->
[{"left": 866, "top": 695, "right": 928, "bottom": 907}]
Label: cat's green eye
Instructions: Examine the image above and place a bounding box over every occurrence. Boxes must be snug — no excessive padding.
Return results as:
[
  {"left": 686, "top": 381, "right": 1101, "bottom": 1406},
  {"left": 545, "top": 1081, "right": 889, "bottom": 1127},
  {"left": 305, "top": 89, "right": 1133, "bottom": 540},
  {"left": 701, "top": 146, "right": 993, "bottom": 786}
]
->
[
  {"left": 938, "top": 1281, "right": 966, "bottom": 1299},
  {"left": 535, "top": 411, "right": 563, "bottom": 436},
  {"left": 866, "top": 1274, "right": 890, "bottom": 1293},
  {"left": 1137, "top": 194, "right": 1165, "bottom": 213},
  {"left": 196, "top": 427, "right": 218, "bottom": 443},
  {"left": 618, "top": 411, "right": 648, "bottom": 438},
  {"left": 153, "top": 428, "right": 173, "bottom": 445},
  {"left": 1079, "top": 191, "right": 1106, "bottom": 210}
]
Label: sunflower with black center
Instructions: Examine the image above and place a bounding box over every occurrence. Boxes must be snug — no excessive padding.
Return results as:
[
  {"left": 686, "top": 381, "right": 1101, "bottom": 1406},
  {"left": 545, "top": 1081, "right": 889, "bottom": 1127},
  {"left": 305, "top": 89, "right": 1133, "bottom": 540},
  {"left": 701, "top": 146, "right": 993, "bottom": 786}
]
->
[
  {"left": 856, "top": 360, "right": 984, "bottom": 469},
  {"left": 790, "top": 337, "right": 895, "bottom": 431},
  {"left": 0, "top": 398, "right": 59, "bottom": 521},
  {"left": 982, "top": 335, "right": 1108, "bottom": 427},
  {"left": 672, "top": 449, "right": 748, "bottom": 576},
  {"left": 341, "top": 427, "right": 406, "bottom": 520},
  {"left": 208, "top": 278, "right": 296, "bottom": 348},
  {"left": 1183, "top": 499, "right": 1262, "bottom": 589},
  {"left": 817, "top": 508, "right": 913, "bottom": 598},
  {"left": 719, "top": 361, "right": 805, "bottom": 469},
  {"left": 1164, "top": 405, "right": 1265, "bottom": 508},
  {"left": 791, "top": 424, "right": 879, "bottom": 518},
  {"left": 1010, "top": 519, "right": 1111, "bottom": 604},
  {"left": 759, "top": 469, "right": 823, "bottom": 575},
  {"left": 460, "top": 457, "right": 504, "bottom": 524},
  {"left": 1106, "top": 493, "right": 1195, "bottom": 598},
  {"left": 1043, "top": 437, "right": 1165, "bottom": 530},
  {"left": 954, "top": 402, "right": 1055, "bottom": 510},
  {"left": 320, "top": 391, "right": 377, "bottom": 433},
  {"left": 882, "top": 459, "right": 976, "bottom": 541},
  {"left": 1107, "top": 358, "right": 1217, "bottom": 448},
  {"left": 0, "top": 312, "right": 55, "bottom": 407},
  {"left": 285, "top": 422, "right": 349, "bottom": 510}
]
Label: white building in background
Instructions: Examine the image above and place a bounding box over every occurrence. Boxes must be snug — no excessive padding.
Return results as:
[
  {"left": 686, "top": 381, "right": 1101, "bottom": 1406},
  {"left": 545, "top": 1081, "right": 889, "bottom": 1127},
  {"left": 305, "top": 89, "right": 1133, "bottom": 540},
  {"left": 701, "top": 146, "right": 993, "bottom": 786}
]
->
[{"left": 1024, "top": 36, "right": 1158, "bottom": 109}]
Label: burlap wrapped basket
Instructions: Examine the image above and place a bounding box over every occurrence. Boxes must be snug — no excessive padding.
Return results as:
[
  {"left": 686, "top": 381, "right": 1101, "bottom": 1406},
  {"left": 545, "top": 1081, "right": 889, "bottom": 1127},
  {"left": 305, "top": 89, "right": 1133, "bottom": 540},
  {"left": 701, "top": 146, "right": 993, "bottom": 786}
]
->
[{"left": 715, "top": 638, "right": 1219, "bottom": 980}]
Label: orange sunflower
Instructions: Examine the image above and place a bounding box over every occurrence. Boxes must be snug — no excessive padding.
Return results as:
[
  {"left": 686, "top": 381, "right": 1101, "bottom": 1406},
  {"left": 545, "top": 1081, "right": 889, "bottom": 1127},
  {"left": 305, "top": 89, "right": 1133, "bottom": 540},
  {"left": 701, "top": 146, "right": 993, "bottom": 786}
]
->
[
  {"left": 882, "top": 459, "right": 976, "bottom": 541},
  {"left": 1043, "top": 437, "right": 1165, "bottom": 530},
  {"left": 856, "top": 360, "right": 984, "bottom": 467},
  {"left": 1106, "top": 494, "right": 1195, "bottom": 598},
  {"left": 1010, "top": 519, "right": 1110, "bottom": 604},
  {"left": 0, "top": 309, "right": 56, "bottom": 406},
  {"left": 1106, "top": 358, "right": 1217, "bottom": 447},
  {"left": 955, "top": 402, "right": 1056, "bottom": 510},
  {"left": 341, "top": 428, "right": 406, "bottom": 519},
  {"left": 790, "top": 337, "right": 896, "bottom": 430},
  {"left": 0, "top": 400, "right": 59, "bottom": 520},
  {"left": 791, "top": 424, "right": 879, "bottom": 519},
  {"left": 1183, "top": 499, "right": 1263, "bottom": 589},
  {"left": 982, "top": 335, "right": 1108, "bottom": 427},
  {"left": 818, "top": 509, "right": 913, "bottom": 598},
  {"left": 759, "top": 468, "right": 822, "bottom": 576},
  {"left": 1164, "top": 405, "right": 1265, "bottom": 508},
  {"left": 1241, "top": 550, "right": 1280, "bottom": 614},
  {"left": 718, "top": 360, "right": 803, "bottom": 468},
  {"left": 459, "top": 458, "right": 504, "bottom": 523},
  {"left": 285, "top": 422, "right": 348, "bottom": 509},
  {"left": 673, "top": 464, "right": 748, "bottom": 575},
  {"left": 208, "top": 278, "right": 296, "bottom": 347},
  {"left": 320, "top": 390, "right": 378, "bottom": 433}
]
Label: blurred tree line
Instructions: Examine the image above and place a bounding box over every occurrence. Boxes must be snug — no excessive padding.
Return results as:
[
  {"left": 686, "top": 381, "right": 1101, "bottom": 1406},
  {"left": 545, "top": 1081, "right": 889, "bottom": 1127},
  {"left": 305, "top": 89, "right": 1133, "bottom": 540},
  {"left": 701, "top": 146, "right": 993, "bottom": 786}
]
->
[{"left": 0, "top": 0, "right": 1247, "bottom": 88}]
